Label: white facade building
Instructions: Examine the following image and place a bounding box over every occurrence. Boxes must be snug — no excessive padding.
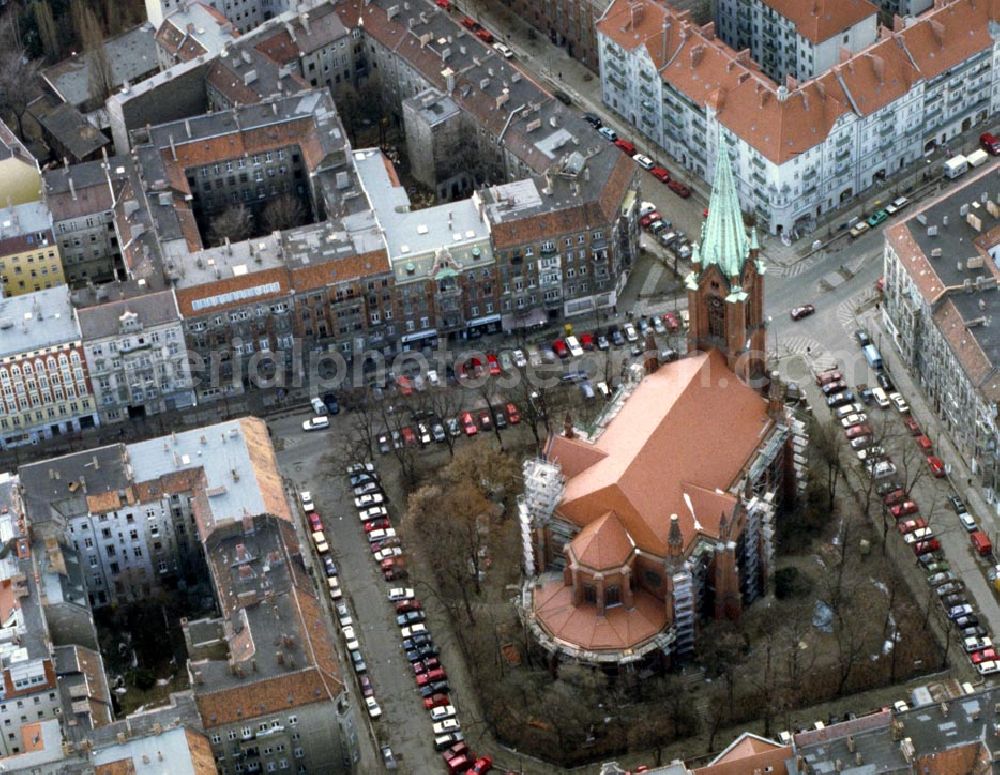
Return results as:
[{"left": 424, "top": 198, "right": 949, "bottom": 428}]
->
[{"left": 597, "top": 0, "right": 1000, "bottom": 235}]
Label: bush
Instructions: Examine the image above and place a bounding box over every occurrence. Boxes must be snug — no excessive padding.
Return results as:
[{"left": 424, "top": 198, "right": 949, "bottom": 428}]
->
[
  {"left": 132, "top": 669, "right": 156, "bottom": 691},
  {"left": 774, "top": 567, "right": 812, "bottom": 599}
]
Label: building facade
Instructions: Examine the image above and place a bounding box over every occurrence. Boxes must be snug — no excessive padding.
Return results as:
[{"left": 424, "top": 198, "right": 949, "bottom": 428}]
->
[
  {"left": 42, "top": 158, "right": 128, "bottom": 289},
  {"left": 0, "top": 121, "right": 41, "bottom": 208},
  {"left": 520, "top": 148, "right": 787, "bottom": 668},
  {"left": 0, "top": 287, "right": 98, "bottom": 449},
  {"left": 881, "top": 162, "right": 1000, "bottom": 513},
  {"left": 0, "top": 203, "right": 65, "bottom": 297},
  {"left": 716, "top": 0, "right": 878, "bottom": 83},
  {"left": 76, "top": 286, "right": 195, "bottom": 424},
  {"left": 597, "top": 0, "right": 1000, "bottom": 235}
]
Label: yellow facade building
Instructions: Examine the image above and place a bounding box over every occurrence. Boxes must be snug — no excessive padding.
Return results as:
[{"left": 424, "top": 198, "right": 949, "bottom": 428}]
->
[
  {"left": 0, "top": 120, "right": 41, "bottom": 207},
  {"left": 0, "top": 202, "right": 66, "bottom": 296}
]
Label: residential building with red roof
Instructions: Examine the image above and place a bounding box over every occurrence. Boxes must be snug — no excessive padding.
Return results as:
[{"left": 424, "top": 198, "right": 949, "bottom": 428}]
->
[
  {"left": 154, "top": 1, "right": 238, "bottom": 68},
  {"left": 597, "top": 0, "right": 1000, "bottom": 236},
  {"left": 716, "top": 0, "right": 878, "bottom": 83},
  {"left": 881, "top": 161, "right": 1000, "bottom": 514},
  {"left": 520, "top": 147, "right": 791, "bottom": 667}
]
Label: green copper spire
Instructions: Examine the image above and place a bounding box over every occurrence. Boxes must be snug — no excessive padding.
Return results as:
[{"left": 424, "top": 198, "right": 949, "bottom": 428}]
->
[{"left": 701, "top": 142, "right": 749, "bottom": 278}]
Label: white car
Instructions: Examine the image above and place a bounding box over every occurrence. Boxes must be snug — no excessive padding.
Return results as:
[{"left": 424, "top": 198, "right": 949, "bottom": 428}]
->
[
  {"left": 870, "top": 460, "right": 898, "bottom": 479},
  {"left": 959, "top": 511, "right": 978, "bottom": 532},
  {"left": 513, "top": 349, "right": 527, "bottom": 368},
  {"left": 889, "top": 392, "right": 909, "bottom": 413},
  {"left": 359, "top": 505, "right": 389, "bottom": 522},
  {"left": 492, "top": 41, "right": 513, "bottom": 58},
  {"left": 856, "top": 445, "right": 885, "bottom": 463},
  {"left": 302, "top": 416, "right": 330, "bottom": 431},
  {"left": 427, "top": 369, "right": 440, "bottom": 387},
  {"left": 339, "top": 615, "right": 353, "bottom": 629},
  {"left": 624, "top": 323, "right": 639, "bottom": 342},
  {"left": 633, "top": 154, "right": 654, "bottom": 170},
  {"left": 387, "top": 587, "right": 416, "bottom": 602},
  {"left": 885, "top": 196, "right": 910, "bottom": 215},
  {"left": 368, "top": 528, "right": 397, "bottom": 544},
  {"left": 342, "top": 625, "right": 356, "bottom": 641},
  {"left": 834, "top": 403, "right": 863, "bottom": 419},
  {"left": 871, "top": 387, "right": 891, "bottom": 408},
  {"left": 430, "top": 705, "right": 457, "bottom": 722},
  {"left": 977, "top": 660, "right": 1000, "bottom": 676},
  {"left": 400, "top": 623, "right": 428, "bottom": 638},
  {"left": 839, "top": 413, "right": 867, "bottom": 429},
  {"left": 354, "top": 481, "right": 381, "bottom": 497},
  {"left": 366, "top": 696, "right": 383, "bottom": 719},
  {"left": 374, "top": 547, "right": 403, "bottom": 562},
  {"left": 432, "top": 719, "right": 461, "bottom": 736},
  {"left": 565, "top": 336, "right": 584, "bottom": 358},
  {"left": 965, "top": 636, "right": 992, "bottom": 653},
  {"left": 903, "top": 527, "right": 935, "bottom": 544},
  {"left": 300, "top": 491, "right": 315, "bottom": 513},
  {"left": 347, "top": 462, "right": 376, "bottom": 475},
  {"left": 354, "top": 493, "right": 385, "bottom": 509}
]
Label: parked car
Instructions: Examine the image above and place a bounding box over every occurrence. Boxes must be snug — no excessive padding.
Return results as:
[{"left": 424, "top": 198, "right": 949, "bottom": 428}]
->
[
  {"left": 650, "top": 166, "right": 670, "bottom": 183},
  {"left": 926, "top": 456, "right": 946, "bottom": 478},
  {"left": 668, "top": 179, "right": 691, "bottom": 198},
  {"left": 598, "top": 126, "right": 618, "bottom": 142},
  {"left": 914, "top": 539, "right": 942, "bottom": 556},
  {"left": 460, "top": 412, "right": 478, "bottom": 436},
  {"left": 889, "top": 501, "right": 919, "bottom": 519},
  {"left": 302, "top": 417, "right": 329, "bottom": 431},
  {"left": 583, "top": 112, "right": 602, "bottom": 128},
  {"left": 816, "top": 369, "right": 843, "bottom": 386},
  {"left": 958, "top": 511, "right": 978, "bottom": 532},
  {"left": 477, "top": 408, "right": 493, "bottom": 431},
  {"left": 633, "top": 154, "right": 655, "bottom": 170},
  {"left": 505, "top": 402, "right": 521, "bottom": 424},
  {"left": 387, "top": 587, "right": 416, "bottom": 602},
  {"left": 889, "top": 392, "right": 910, "bottom": 413},
  {"left": 826, "top": 391, "right": 855, "bottom": 408}
]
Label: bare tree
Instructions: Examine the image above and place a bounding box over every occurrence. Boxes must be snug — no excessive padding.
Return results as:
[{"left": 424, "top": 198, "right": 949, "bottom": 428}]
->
[
  {"left": 209, "top": 204, "right": 252, "bottom": 246},
  {"left": 809, "top": 415, "right": 843, "bottom": 511},
  {"left": 261, "top": 193, "right": 306, "bottom": 234},
  {"left": 33, "top": 1, "right": 60, "bottom": 61},
  {"left": 0, "top": 13, "right": 40, "bottom": 140}
]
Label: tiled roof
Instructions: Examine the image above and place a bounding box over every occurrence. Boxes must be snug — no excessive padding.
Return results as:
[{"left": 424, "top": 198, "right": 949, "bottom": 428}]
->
[
  {"left": 693, "top": 732, "right": 790, "bottom": 774},
  {"left": 761, "top": 0, "right": 877, "bottom": 44},
  {"left": 598, "top": 0, "right": 998, "bottom": 163},
  {"left": 533, "top": 580, "right": 668, "bottom": 651},
  {"left": 195, "top": 668, "right": 332, "bottom": 728},
  {"left": 548, "top": 350, "right": 772, "bottom": 557},
  {"left": 568, "top": 512, "right": 635, "bottom": 570}
]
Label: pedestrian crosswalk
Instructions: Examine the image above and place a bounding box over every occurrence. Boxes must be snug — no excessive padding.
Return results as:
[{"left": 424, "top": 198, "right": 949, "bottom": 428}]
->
[{"left": 776, "top": 335, "right": 838, "bottom": 373}]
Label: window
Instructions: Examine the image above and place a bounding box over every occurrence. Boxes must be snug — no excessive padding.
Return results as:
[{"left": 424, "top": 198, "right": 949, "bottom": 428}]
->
[
  {"left": 605, "top": 585, "right": 621, "bottom": 607},
  {"left": 583, "top": 585, "right": 597, "bottom": 603}
]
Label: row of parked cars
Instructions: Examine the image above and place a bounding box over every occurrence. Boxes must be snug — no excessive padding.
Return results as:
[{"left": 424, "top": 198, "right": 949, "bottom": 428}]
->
[
  {"left": 818, "top": 330, "right": 997, "bottom": 674},
  {"left": 584, "top": 116, "right": 691, "bottom": 198},
  {"left": 346, "top": 463, "right": 494, "bottom": 772},
  {"left": 639, "top": 203, "right": 693, "bottom": 260},
  {"left": 375, "top": 405, "right": 522, "bottom": 454}
]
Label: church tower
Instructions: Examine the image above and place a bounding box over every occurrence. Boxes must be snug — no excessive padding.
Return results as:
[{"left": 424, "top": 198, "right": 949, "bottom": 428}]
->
[{"left": 686, "top": 142, "right": 766, "bottom": 385}]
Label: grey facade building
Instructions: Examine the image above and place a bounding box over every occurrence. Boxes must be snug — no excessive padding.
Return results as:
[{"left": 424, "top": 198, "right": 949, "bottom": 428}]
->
[
  {"left": 42, "top": 156, "right": 129, "bottom": 288},
  {"left": 76, "top": 285, "right": 195, "bottom": 423},
  {"left": 881, "top": 163, "right": 1000, "bottom": 514}
]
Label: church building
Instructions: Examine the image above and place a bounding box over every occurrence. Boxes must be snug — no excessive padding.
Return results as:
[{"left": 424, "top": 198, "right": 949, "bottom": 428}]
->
[{"left": 520, "top": 145, "right": 793, "bottom": 669}]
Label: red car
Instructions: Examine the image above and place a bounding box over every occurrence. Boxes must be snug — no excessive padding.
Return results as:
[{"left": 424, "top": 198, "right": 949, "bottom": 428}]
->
[
  {"left": 364, "top": 518, "right": 391, "bottom": 532},
  {"left": 897, "top": 518, "right": 927, "bottom": 535},
  {"left": 477, "top": 408, "right": 492, "bottom": 431},
  {"left": 640, "top": 212, "right": 661, "bottom": 228},
  {"left": 416, "top": 667, "right": 447, "bottom": 687},
  {"left": 904, "top": 416, "right": 921, "bottom": 435},
  {"left": 668, "top": 179, "right": 691, "bottom": 198},
  {"left": 424, "top": 692, "right": 450, "bottom": 709},
  {"left": 845, "top": 424, "right": 873, "bottom": 439},
  {"left": 915, "top": 434, "right": 933, "bottom": 452},
  {"left": 459, "top": 412, "right": 478, "bottom": 436},
  {"left": 579, "top": 333, "right": 595, "bottom": 351},
  {"left": 401, "top": 426, "right": 418, "bottom": 446},
  {"left": 308, "top": 513, "right": 323, "bottom": 531},
  {"left": 927, "top": 456, "right": 946, "bottom": 478},
  {"left": 552, "top": 339, "right": 569, "bottom": 358},
  {"left": 470, "top": 756, "right": 493, "bottom": 775},
  {"left": 475, "top": 27, "right": 494, "bottom": 42},
  {"left": 396, "top": 600, "right": 422, "bottom": 614},
  {"left": 883, "top": 489, "right": 906, "bottom": 507},
  {"left": 359, "top": 675, "right": 374, "bottom": 697},
  {"left": 914, "top": 539, "right": 941, "bottom": 555},
  {"left": 413, "top": 657, "right": 441, "bottom": 675},
  {"left": 445, "top": 751, "right": 473, "bottom": 775},
  {"left": 650, "top": 166, "right": 670, "bottom": 183},
  {"left": 889, "top": 501, "right": 918, "bottom": 519},
  {"left": 505, "top": 402, "right": 520, "bottom": 424},
  {"left": 614, "top": 139, "right": 636, "bottom": 155},
  {"left": 462, "top": 357, "right": 483, "bottom": 378},
  {"left": 972, "top": 648, "right": 999, "bottom": 664},
  {"left": 435, "top": 0, "right": 451, "bottom": 7},
  {"left": 460, "top": 15, "right": 478, "bottom": 29},
  {"left": 486, "top": 353, "right": 501, "bottom": 375},
  {"left": 815, "top": 369, "right": 843, "bottom": 386},
  {"left": 662, "top": 312, "right": 679, "bottom": 332}
]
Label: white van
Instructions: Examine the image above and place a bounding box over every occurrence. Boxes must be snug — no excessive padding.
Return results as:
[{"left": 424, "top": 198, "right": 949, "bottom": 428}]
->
[
  {"left": 311, "top": 397, "right": 328, "bottom": 415},
  {"left": 565, "top": 336, "right": 583, "bottom": 357},
  {"left": 871, "top": 387, "right": 890, "bottom": 409}
]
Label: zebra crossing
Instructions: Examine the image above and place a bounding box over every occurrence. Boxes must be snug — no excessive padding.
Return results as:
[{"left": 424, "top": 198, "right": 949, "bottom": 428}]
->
[{"left": 776, "top": 335, "right": 838, "bottom": 373}]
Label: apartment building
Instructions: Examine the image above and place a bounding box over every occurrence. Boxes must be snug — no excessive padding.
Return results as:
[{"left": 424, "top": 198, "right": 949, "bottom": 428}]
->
[
  {"left": 0, "top": 287, "right": 98, "bottom": 449},
  {"left": 76, "top": 285, "right": 195, "bottom": 423},
  {"left": 597, "top": 0, "right": 1000, "bottom": 235},
  {"left": 42, "top": 158, "right": 129, "bottom": 289},
  {"left": 190, "top": 514, "right": 350, "bottom": 775},
  {"left": 154, "top": 1, "right": 239, "bottom": 68},
  {"left": 877, "top": 0, "right": 934, "bottom": 16},
  {"left": 145, "top": 0, "right": 305, "bottom": 33},
  {"left": 0, "top": 121, "right": 41, "bottom": 208},
  {"left": 0, "top": 203, "right": 65, "bottom": 296},
  {"left": 716, "top": 0, "right": 878, "bottom": 83},
  {"left": 504, "top": 0, "right": 611, "bottom": 70},
  {"left": 881, "top": 163, "right": 1000, "bottom": 514},
  {"left": 18, "top": 418, "right": 289, "bottom": 608}
]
